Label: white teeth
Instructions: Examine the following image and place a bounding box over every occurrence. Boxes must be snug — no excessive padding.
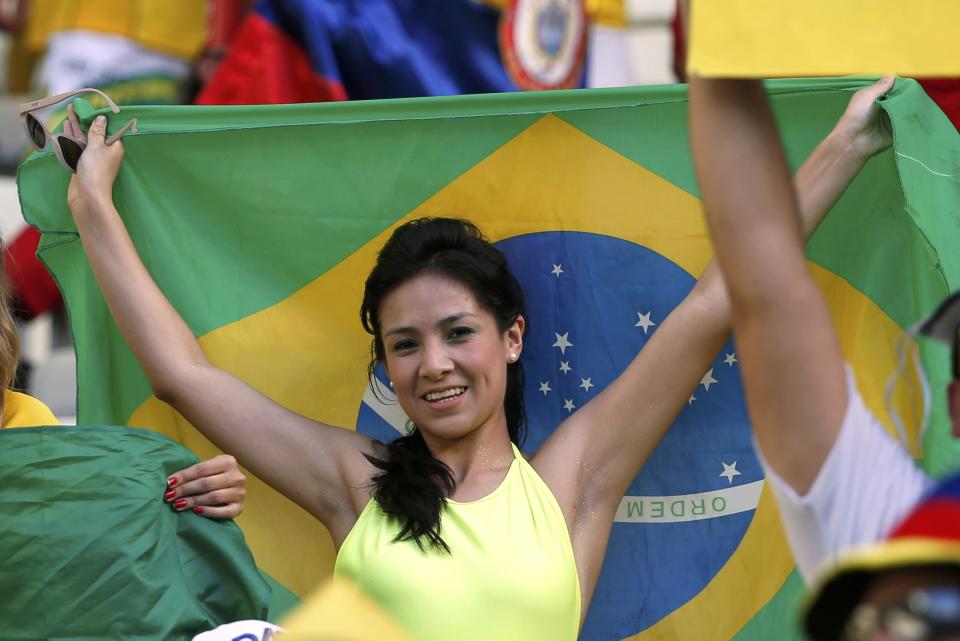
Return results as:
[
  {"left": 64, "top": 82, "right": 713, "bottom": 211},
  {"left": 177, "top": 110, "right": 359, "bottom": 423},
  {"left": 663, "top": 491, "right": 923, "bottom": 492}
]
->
[{"left": 425, "top": 387, "right": 465, "bottom": 402}]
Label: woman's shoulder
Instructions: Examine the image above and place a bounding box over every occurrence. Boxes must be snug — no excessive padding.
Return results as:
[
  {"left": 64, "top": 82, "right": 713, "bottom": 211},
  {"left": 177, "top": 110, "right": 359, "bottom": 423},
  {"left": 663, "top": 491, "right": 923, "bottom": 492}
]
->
[{"left": 2, "top": 390, "right": 59, "bottom": 428}]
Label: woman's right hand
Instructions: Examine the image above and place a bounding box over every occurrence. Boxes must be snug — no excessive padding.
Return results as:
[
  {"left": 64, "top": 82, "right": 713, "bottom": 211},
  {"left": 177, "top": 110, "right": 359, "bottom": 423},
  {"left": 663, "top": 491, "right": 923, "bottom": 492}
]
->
[{"left": 64, "top": 104, "right": 125, "bottom": 219}]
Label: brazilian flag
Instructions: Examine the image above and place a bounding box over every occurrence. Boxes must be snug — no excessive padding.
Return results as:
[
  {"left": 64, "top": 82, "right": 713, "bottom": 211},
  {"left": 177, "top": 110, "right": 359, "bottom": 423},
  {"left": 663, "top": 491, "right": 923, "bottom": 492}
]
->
[{"left": 18, "top": 79, "right": 960, "bottom": 639}]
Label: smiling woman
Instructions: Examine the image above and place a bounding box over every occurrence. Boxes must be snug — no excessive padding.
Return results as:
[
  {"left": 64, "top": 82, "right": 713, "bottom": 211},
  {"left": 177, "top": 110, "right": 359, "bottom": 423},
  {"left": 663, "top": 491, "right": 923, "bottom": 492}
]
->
[
  {"left": 340, "top": 223, "right": 581, "bottom": 640},
  {"left": 62, "top": 81, "right": 896, "bottom": 640}
]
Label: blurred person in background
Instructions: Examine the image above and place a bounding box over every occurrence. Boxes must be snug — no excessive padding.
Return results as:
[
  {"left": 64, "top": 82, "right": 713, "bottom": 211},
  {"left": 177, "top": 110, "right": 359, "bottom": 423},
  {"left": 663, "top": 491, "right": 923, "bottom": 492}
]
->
[{"left": 804, "top": 474, "right": 960, "bottom": 641}]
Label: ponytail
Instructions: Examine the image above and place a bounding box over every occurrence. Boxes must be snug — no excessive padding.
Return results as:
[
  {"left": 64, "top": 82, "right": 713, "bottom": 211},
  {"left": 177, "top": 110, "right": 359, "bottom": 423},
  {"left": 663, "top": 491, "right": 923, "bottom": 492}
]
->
[{"left": 364, "top": 430, "right": 456, "bottom": 552}]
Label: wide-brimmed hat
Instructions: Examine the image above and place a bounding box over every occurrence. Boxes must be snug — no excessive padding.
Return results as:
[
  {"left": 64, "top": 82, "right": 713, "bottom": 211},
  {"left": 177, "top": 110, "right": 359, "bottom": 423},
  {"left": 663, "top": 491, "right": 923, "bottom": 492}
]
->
[{"left": 804, "top": 474, "right": 960, "bottom": 641}]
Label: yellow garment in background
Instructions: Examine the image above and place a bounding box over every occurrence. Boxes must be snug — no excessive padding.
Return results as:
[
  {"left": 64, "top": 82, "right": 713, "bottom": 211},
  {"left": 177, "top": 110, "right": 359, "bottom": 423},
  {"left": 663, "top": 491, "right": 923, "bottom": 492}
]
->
[
  {"left": 25, "top": 0, "right": 205, "bottom": 60},
  {"left": 688, "top": 0, "right": 960, "bottom": 77},
  {"left": 281, "top": 579, "right": 415, "bottom": 641},
  {"left": 2, "top": 391, "right": 58, "bottom": 427}
]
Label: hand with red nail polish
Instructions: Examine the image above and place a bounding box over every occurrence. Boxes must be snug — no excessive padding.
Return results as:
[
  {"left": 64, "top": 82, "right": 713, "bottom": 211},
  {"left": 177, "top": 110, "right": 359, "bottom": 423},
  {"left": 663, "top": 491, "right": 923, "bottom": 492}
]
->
[{"left": 164, "top": 454, "right": 246, "bottom": 520}]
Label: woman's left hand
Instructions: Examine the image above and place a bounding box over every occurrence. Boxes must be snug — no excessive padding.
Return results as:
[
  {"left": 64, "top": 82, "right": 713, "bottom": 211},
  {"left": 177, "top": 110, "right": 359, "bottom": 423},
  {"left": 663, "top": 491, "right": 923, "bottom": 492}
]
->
[
  {"left": 833, "top": 76, "right": 896, "bottom": 162},
  {"left": 64, "top": 104, "right": 125, "bottom": 217},
  {"left": 164, "top": 454, "right": 247, "bottom": 520}
]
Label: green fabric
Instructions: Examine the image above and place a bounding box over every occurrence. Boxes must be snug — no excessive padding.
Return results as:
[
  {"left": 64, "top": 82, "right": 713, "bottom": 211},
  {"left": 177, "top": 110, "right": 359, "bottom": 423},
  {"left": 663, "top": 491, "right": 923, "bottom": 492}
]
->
[{"left": 0, "top": 426, "right": 271, "bottom": 640}]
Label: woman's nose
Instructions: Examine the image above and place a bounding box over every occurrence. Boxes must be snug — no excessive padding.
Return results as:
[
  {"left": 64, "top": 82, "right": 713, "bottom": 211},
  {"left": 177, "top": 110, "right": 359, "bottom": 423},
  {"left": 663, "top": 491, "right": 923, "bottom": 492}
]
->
[{"left": 420, "top": 341, "right": 454, "bottom": 379}]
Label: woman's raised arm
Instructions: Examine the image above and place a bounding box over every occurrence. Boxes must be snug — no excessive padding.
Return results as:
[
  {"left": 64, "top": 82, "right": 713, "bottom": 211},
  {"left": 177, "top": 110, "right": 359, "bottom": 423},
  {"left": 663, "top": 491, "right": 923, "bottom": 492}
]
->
[{"left": 65, "top": 108, "right": 375, "bottom": 544}]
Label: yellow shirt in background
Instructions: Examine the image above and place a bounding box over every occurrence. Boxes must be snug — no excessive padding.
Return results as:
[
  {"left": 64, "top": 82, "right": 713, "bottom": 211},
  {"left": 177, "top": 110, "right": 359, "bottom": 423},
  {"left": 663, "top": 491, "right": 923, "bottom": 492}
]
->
[
  {"left": 2, "top": 391, "right": 58, "bottom": 427},
  {"left": 25, "top": 0, "right": 206, "bottom": 60}
]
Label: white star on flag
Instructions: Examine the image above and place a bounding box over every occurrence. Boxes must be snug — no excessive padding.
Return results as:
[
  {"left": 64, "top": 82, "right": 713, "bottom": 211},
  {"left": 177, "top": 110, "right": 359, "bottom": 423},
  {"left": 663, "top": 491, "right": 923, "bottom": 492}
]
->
[
  {"left": 563, "top": 399, "right": 576, "bottom": 413},
  {"left": 724, "top": 353, "right": 738, "bottom": 366},
  {"left": 559, "top": 361, "right": 572, "bottom": 374},
  {"left": 687, "top": 394, "right": 696, "bottom": 405},
  {"left": 553, "top": 332, "right": 573, "bottom": 354},
  {"left": 635, "top": 311, "right": 656, "bottom": 334},
  {"left": 700, "top": 368, "right": 718, "bottom": 392},
  {"left": 538, "top": 381, "right": 552, "bottom": 395},
  {"left": 579, "top": 377, "right": 594, "bottom": 392},
  {"left": 551, "top": 264, "right": 564, "bottom": 277},
  {"left": 719, "top": 461, "right": 742, "bottom": 484}
]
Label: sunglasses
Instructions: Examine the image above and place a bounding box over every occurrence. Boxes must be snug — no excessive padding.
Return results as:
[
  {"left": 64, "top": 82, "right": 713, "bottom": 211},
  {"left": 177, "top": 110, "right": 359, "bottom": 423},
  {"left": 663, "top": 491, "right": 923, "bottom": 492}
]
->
[
  {"left": 843, "top": 585, "right": 960, "bottom": 641},
  {"left": 19, "top": 87, "right": 137, "bottom": 174}
]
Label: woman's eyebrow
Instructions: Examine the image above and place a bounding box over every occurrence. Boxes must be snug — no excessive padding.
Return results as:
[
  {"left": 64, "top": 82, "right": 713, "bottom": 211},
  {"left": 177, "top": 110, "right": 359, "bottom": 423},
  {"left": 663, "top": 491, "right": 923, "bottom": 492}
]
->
[
  {"left": 383, "top": 312, "right": 477, "bottom": 338},
  {"left": 436, "top": 312, "right": 476, "bottom": 328},
  {"left": 383, "top": 325, "right": 416, "bottom": 338}
]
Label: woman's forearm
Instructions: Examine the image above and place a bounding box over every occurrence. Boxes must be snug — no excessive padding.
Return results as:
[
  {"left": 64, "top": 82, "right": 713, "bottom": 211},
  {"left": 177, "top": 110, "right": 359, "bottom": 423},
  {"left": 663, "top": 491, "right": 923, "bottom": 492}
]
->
[
  {"left": 794, "top": 128, "right": 870, "bottom": 236},
  {"left": 71, "top": 193, "right": 208, "bottom": 401}
]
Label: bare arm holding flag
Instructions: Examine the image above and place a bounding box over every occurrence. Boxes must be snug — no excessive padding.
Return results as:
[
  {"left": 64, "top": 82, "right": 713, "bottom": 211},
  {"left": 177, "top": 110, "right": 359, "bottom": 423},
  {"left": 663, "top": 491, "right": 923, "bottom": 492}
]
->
[{"left": 65, "top": 110, "right": 377, "bottom": 546}]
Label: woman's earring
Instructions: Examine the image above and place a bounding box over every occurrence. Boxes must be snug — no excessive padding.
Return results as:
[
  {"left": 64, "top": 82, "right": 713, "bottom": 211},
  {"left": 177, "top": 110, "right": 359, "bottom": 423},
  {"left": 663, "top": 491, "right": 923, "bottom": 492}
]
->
[
  {"left": 509, "top": 352, "right": 517, "bottom": 362},
  {"left": 389, "top": 380, "right": 394, "bottom": 388}
]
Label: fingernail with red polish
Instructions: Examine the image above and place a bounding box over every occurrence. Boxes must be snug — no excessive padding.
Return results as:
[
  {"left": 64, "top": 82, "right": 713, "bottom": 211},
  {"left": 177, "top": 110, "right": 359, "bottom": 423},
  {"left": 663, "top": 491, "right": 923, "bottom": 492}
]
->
[
  {"left": 163, "top": 490, "right": 176, "bottom": 501},
  {"left": 167, "top": 477, "right": 178, "bottom": 488},
  {"left": 173, "top": 499, "right": 187, "bottom": 510},
  {"left": 193, "top": 507, "right": 205, "bottom": 514}
]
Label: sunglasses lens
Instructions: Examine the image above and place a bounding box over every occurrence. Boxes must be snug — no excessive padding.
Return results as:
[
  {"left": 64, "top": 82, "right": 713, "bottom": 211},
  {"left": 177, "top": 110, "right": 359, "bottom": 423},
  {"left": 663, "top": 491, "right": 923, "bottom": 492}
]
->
[
  {"left": 56, "top": 137, "right": 84, "bottom": 172},
  {"left": 25, "top": 115, "right": 46, "bottom": 149}
]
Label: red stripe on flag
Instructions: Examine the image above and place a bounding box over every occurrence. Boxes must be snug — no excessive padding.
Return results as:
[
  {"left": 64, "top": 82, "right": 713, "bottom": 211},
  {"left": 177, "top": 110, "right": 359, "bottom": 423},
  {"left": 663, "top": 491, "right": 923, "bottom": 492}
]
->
[{"left": 196, "top": 13, "right": 347, "bottom": 105}]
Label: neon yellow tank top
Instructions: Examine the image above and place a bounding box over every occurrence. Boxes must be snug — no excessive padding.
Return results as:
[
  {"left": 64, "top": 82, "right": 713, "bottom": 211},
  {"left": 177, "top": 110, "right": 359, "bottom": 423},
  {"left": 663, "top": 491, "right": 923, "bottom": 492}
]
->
[{"left": 334, "top": 444, "right": 581, "bottom": 641}]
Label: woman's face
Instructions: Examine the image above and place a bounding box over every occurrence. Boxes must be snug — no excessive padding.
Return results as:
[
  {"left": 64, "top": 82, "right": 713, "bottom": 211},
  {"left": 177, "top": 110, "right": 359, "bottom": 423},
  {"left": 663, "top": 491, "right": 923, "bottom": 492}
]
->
[{"left": 378, "top": 272, "right": 523, "bottom": 444}]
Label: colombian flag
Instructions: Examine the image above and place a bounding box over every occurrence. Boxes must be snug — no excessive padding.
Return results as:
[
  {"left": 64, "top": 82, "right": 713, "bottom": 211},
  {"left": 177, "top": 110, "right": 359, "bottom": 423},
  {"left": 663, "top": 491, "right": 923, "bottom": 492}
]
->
[
  {"left": 197, "top": 0, "right": 598, "bottom": 105},
  {"left": 18, "top": 79, "right": 960, "bottom": 638}
]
